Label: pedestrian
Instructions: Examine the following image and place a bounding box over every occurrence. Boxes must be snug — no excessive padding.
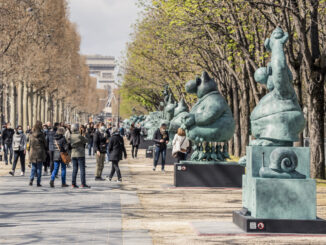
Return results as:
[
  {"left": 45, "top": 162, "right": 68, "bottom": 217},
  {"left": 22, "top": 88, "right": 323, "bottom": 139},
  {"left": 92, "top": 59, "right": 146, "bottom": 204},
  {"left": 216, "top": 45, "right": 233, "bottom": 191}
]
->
[
  {"left": 28, "top": 121, "right": 47, "bottom": 187},
  {"left": 70, "top": 124, "right": 90, "bottom": 188},
  {"left": 2, "top": 122, "right": 15, "bottom": 165},
  {"left": 9, "top": 125, "right": 27, "bottom": 176},
  {"left": 129, "top": 123, "right": 141, "bottom": 158},
  {"left": 153, "top": 123, "right": 169, "bottom": 172},
  {"left": 172, "top": 128, "right": 190, "bottom": 163},
  {"left": 107, "top": 127, "right": 127, "bottom": 182},
  {"left": 42, "top": 124, "right": 50, "bottom": 175},
  {"left": 86, "top": 122, "right": 95, "bottom": 156},
  {"left": 119, "top": 125, "right": 125, "bottom": 136},
  {"left": 106, "top": 123, "right": 112, "bottom": 162},
  {"left": 50, "top": 127, "right": 69, "bottom": 188},
  {"left": 48, "top": 122, "right": 58, "bottom": 175},
  {"left": 93, "top": 123, "right": 109, "bottom": 180}
]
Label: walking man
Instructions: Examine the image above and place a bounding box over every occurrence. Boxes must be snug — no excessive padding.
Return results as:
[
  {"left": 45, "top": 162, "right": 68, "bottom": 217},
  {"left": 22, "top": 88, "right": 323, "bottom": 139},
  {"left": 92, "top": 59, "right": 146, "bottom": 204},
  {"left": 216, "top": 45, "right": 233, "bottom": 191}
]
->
[
  {"left": 153, "top": 123, "right": 169, "bottom": 172},
  {"left": 94, "top": 123, "right": 109, "bottom": 180},
  {"left": 107, "top": 127, "right": 127, "bottom": 182}
]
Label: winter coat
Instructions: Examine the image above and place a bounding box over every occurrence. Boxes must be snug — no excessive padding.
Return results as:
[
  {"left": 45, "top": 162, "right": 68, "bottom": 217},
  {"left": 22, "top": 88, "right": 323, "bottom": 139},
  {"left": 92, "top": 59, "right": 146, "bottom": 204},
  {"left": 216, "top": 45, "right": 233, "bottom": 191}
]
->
[
  {"left": 47, "top": 129, "right": 56, "bottom": 151},
  {"left": 153, "top": 128, "right": 169, "bottom": 149},
  {"left": 65, "top": 129, "right": 71, "bottom": 143},
  {"left": 53, "top": 134, "right": 69, "bottom": 162},
  {"left": 129, "top": 127, "right": 141, "bottom": 146},
  {"left": 93, "top": 131, "right": 108, "bottom": 154},
  {"left": 12, "top": 132, "right": 27, "bottom": 151},
  {"left": 27, "top": 130, "right": 47, "bottom": 163},
  {"left": 70, "top": 132, "right": 87, "bottom": 158},
  {"left": 2, "top": 128, "right": 15, "bottom": 145},
  {"left": 86, "top": 127, "right": 95, "bottom": 144},
  {"left": 108, "top": 132, "right": 127, "bottom": 161},
  {"left": 172, "top": 134, "right": 190, "bottom": 155}
]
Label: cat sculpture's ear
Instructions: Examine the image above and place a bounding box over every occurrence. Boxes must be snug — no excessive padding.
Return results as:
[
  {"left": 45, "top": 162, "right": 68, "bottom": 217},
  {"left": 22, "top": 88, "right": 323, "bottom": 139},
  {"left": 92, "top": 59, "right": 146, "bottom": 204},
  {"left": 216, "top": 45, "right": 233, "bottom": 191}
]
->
[{"left": 264, "top": 38, "right": 271, "bottom": 51}]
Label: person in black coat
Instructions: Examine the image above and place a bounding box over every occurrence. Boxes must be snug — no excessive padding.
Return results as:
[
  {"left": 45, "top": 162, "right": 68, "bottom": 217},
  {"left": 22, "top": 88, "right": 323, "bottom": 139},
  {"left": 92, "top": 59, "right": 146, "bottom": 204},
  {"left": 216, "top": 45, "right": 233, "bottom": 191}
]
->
[
  {"left": 86, "top": 122, "right": 96, "bottom": 156},
  {"left": 2, "top": 123, "right": 15, "bottom": 165},
  {"left": 129, "top": 123, "right": 141, "bottom": 158},
  {"left": 107, "top": 128, "right": 127, "bottom": 182},
  {"left": 93, "top": 124, "right": 109, "bottom": 180},
  {"left": 153, "top": 123, "right": 169, "bottom": 172}
]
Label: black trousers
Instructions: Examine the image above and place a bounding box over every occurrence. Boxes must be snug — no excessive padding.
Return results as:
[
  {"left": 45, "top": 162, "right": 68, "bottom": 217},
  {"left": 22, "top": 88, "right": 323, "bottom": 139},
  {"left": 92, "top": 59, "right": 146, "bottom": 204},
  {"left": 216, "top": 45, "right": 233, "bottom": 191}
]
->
[
  {"left": 12, "top": 150, "right": 25, "bottom": 172},
  {"left": 176, "top": 152, "right": 187, "bottom": 163},
  {"left": 131, "top": 145, "right": 139, "bottom": 158},
  {"left": 44, "top": 151, "right": 50, "bottom": 171},
  {"left": 109, "top": 160, "right": 121, "bottom": 180},
  {"left": 49, "top": 151, "right": 55, "bottom": 173}
]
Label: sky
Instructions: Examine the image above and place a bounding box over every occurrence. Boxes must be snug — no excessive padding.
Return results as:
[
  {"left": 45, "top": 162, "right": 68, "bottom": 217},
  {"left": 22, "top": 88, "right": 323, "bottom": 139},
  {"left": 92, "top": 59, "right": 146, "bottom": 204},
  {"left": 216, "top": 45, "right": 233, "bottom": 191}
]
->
[{"left": 67, "top": 0, "right": 140, "bottom": 59}]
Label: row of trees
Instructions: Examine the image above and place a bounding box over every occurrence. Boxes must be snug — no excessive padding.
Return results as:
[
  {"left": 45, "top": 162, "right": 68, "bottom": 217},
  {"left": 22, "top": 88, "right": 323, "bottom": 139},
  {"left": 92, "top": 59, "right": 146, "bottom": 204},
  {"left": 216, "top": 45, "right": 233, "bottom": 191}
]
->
[
  {"left": 121, "top": 0, "right": 326, "bottom": 178},
  {"left": 0, "top": 0, "right": 105, "bottom": 128}
]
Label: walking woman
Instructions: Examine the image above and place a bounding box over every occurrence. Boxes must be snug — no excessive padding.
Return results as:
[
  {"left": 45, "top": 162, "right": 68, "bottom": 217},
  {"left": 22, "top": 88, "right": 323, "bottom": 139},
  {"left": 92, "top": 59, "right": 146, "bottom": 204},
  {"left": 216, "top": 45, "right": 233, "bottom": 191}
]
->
[
  {"left": 129, "top": 123, "right": 141, "bottom": 158},
  {"left": 9, "top": 125, "right": 27, "bottom": 176},
  {"left": 107, "top": 128, "right": 127, "bottom": 182},
  {"left": 50, "top": 127, "right": 69, "bottom": 188},
  {"left": 153, "top": 123, "right": 169, "bottom": 172},
  {"left": 70, "top": 124, "right": 90, "bottom": 188},
  {"left": 172, "top": 128, "right": 190, "bottom": 163},
  {"left": 28, "top": 121, "right": 47, "bottom": 187}
]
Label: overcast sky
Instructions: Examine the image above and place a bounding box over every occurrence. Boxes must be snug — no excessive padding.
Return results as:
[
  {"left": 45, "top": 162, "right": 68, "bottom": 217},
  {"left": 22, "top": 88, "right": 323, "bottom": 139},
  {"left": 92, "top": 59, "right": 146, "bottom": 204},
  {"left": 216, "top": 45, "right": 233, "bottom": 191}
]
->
[{"left": 67, "top": 0, "right": 140, "bottom": 59}]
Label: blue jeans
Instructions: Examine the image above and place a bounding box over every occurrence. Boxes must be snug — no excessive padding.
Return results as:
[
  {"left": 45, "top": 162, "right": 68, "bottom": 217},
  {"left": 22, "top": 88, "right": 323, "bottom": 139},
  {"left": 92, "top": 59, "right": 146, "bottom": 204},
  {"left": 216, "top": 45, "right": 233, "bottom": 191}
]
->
[
  {"left": 154, "top": 146, "right": 166, "bottom": 170},
  {"left": 30, "top": 162, "right": 42, "bottom": 185},
  {"left": 4, "top": 143, "right": 13, "bottom": 164},
  {"left": 51, "top": 161, "right": 66, "bottom": 184},
  {"left": 88, "top": 142, "right": 93, "bottom": 156},
  {"left": 72, "top": 157, "right": 86, "bottom": 185}
]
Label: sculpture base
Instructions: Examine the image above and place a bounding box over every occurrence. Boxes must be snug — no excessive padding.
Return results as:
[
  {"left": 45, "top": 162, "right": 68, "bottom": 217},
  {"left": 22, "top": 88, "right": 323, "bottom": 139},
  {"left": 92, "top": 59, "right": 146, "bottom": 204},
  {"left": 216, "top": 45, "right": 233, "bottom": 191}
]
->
[
  {"left": 139, "top": 137, "right": 155, "bottom": 149},
  {"left": 233, "top": 210, "right": 326, "bottom": 234},
  {"left": 174, "top": 161, "right": 244, "bottom": 187},
  {"left": 145, "top": 146, "right": 154, "bottom": 158}
]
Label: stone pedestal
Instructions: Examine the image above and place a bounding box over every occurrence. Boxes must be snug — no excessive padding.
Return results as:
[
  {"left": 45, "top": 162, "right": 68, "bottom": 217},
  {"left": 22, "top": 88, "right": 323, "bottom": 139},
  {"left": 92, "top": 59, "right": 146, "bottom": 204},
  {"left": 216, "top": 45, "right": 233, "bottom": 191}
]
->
[
  {"left": 174, "top": 161, "right": 244, "bottom": 187},
  {"left": 234, "top": 146, "right": 325, "bottom": 233},
  {"left": 139, "top": 136, "right": 155, "bottom": 149}
]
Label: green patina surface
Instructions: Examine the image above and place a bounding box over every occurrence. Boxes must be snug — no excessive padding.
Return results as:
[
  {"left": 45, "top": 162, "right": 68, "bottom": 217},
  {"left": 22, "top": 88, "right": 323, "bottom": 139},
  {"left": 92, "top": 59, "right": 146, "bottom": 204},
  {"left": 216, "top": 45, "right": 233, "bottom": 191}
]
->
[{"left": 242, "top": 146, "right": 316, "bottom": 220}]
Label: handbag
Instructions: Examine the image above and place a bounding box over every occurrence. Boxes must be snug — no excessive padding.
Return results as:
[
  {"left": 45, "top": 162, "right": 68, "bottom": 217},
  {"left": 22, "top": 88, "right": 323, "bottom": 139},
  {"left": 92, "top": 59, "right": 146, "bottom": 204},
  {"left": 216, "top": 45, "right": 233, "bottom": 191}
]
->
[{"left": 55, "top": 140, "right": 71, "bottom": 164}]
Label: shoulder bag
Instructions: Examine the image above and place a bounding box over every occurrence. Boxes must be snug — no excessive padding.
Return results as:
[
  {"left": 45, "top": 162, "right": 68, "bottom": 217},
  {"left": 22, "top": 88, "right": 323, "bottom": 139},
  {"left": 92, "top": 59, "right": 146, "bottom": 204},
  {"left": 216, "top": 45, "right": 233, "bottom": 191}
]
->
[{"left": 55, "top": 140, "right": 71, "bottom": 164}]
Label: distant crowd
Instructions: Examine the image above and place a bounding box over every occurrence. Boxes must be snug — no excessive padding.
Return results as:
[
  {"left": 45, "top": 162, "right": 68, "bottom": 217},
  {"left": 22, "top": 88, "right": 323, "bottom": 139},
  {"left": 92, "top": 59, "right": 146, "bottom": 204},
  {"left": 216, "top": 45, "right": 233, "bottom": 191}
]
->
[
  {"left": 0, "top": 120, "right": 192, "bottom": 188},
  {"left": 0, "top": 121, "right": 126, "bottom": 188}
]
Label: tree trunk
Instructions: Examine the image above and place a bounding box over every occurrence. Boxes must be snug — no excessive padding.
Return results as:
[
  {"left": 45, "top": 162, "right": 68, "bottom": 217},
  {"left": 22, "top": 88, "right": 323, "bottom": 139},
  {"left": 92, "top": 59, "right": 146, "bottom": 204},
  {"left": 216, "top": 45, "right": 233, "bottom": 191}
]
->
[
  {"left": 17, "top": 81, "right": 23, "bottom": 127},
  {"left": 23, "top": 81, "right": 28, "bottom": 131},
  {"left": 53, "top": 99, "right": 58, "bottom": 123},
  {"left": 308, "top": 71, "right": 325, "bottom": 179},
  {"left": 232, "top": 79, "right": 241, "bottom": 157},
  {"left": 9, "top": 81, "right": 16, "bottom": 127},
  {"left": 40, "top": 94, "right": 45, "bottom": 123},
  {"left": 45, "top": 91, "right": 49, "bottom": 123},
  {"left": 0, "top": 82, "right": 4, "bottom": 126},
  {"left": 37, "top": 93, "right": 41, "bottom": 121},
  {"left": 28, "top": 85, "right": 33, "bottom": 128},
  {"left": 32, "top": 87, "right": 37, "bottom": 126}
]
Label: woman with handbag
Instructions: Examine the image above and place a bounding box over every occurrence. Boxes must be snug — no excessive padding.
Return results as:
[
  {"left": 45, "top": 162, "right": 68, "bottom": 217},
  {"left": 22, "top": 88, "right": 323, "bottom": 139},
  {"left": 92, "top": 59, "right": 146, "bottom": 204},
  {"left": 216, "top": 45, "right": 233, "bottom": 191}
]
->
[
  {"left": 50, "top": 127, "right": 70, "bottom": 188},
  {"left": 172, "top": 128, "right": 190, "bottom": 163}
]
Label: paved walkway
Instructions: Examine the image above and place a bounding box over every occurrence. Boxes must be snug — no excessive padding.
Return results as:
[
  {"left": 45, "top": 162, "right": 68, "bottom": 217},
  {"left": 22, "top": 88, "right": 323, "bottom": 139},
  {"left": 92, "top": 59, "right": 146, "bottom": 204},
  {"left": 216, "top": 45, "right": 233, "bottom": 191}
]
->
[{"left": 0, "top": 154, "right": 152, "bottom": 245}]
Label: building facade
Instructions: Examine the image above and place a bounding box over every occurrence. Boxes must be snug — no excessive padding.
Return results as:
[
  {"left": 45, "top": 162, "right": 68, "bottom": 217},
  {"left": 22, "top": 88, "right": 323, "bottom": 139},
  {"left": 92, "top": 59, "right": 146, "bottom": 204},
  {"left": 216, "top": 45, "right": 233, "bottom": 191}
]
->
[{"left": 86, "top": 55, "right": 117, "bottom": 115}]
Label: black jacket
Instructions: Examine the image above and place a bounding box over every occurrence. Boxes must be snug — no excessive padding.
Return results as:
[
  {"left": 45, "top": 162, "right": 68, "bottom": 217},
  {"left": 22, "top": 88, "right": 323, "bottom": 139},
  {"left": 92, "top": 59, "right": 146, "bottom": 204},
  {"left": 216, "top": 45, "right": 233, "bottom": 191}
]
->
[
  {"left": 108, "top": 132, "right": 127, "bottom": 161},
  {"left": 86, "top": 127, "right": 96, "bottom": 144},
  {"left": 93, "top": 131, "right": 108, "bottom": 153},
  {"left": 47, "top": 128, "right": 56, "bottom": 152},
  {"left": 153, "top": 128, "right": 169, "bottom": 149},
  {"left": 2, "top": 128, "right": 15, "bottom": 145},
  {"left": 129, "top": 127, "right": 141, "bottom": 146},
  {"left": 53, "top": 134, "right": 69, "bottom": 162}
]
